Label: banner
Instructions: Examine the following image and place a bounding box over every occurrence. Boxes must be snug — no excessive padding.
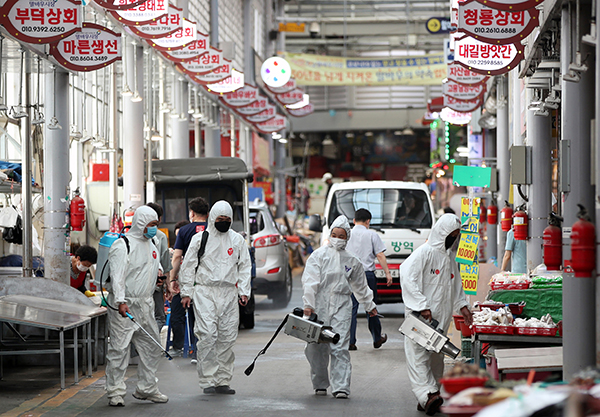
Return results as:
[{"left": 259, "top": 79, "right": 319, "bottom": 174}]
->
[{"left": 284, "top": 52, "right": 447, "bottom": 86}]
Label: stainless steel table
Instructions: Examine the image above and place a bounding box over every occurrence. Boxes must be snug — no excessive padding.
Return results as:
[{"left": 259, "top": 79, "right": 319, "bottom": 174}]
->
[
  {"left": 0, "top": 296, "right": 93, "bottom": 389},
  {"left": 471, "top": 332, "right": 563, "bottom": 365}
]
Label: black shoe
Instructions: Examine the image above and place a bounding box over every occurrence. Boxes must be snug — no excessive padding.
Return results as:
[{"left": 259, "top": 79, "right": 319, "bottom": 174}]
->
[
  {"left": 374, "top": 334, "right": 388, "bottom": 349},
  {"left": 203, "top": 387, "right": 216, "bottom": 394},
  {"left": 424, "top": 392, "right": 443, "bottom": 416},
  {"left": 215, "top": 385, "right": 236, "bottom": 395},
  {"left": 417, "top": 403, "right": 424, "bottom": 412},
  {"left": 349, "top": 344, "right": 357, "bottom": 351}
]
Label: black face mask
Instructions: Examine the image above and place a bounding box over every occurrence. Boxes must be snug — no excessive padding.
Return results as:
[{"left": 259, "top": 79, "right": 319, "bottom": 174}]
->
[
  {"left": 445, "top": 234, "right": 458, "bottom": 250},
  {"left": 215, "top": 221, "right": 231, "bottom": 233}
]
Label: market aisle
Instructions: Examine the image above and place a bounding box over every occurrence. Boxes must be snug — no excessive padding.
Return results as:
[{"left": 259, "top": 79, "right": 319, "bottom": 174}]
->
[{"left": 0, "top": 269, "right": 436, "bottom": 417}]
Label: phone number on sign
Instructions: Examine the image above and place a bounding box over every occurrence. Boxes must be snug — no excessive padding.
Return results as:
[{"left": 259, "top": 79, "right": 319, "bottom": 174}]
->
[
  {"left": 69, "top": 56, "right": 109, "bottom": 62},
  {"left": 21, "top": 26, "right": 66, "bottom": 33},
  {"left": 473, "top": 27, "right": 517, "bottom": 34},
  {"left": 466, "top": 59, "right": 506, "bottom": 66}
]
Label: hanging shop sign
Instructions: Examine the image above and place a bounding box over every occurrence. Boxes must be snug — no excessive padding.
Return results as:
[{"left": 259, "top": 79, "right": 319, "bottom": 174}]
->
[
  {"left": 158, "top": 32, "right": 208, "bottom": 61},
  {"left": 460, "top": 261, "right": 479, "bottom": 294},
  {"left": 447, "top": 63, "right": 489, "bottom": 85},
  {"left": 178, "top": 47, "right": 226, "bottom": 76},
  {"left": 190, "top": 63, "right": 232, "bottom": 85},
  {"left": 428, "top": 96, "right": 444, "bottom": 113},
  {"left": 474, "top": 0, "right": 544, "bottom": 12},
  {"left": 206, "top": 69, "right": 244, "bottom": 94},
  {"left": 94, "top": 0, "right": 146, "bottom": 11},
  {"left": 426, "top": 17, "right": 452, "bottom": 34},
  {"left": 109, "top": 0, "right": 168, "bottom": 26},
  {"left": 245, "top": 104, "right": 277, "bottom": 123},
  {"left": 125, "top": 4, "right": 181, "bottom": 39},
  {"left": 219, "top": 84, "right": 259, "bottom": 107},
  {"left": 254, "top": 114, "right": 286, "bottom": 134},
  {"left": 148, "top": 17, "right": 196, "bottom": 51},
  {"left": 276, "top": 88, "right": 304, "bottom": 105},
  {"left": 440, "top": 107, "right": 472, "bottom": 125},
  {"left": 458, "top": 0, "right": 539, "bottom": 45},
  {"left": 50, "top": 22, "right": 120, "bottom": 72},
  {"left": 449, "top": 31, "right": 465, "bottom": 51},
  {"left": 286, "top": 93, "right": 309, "bottom": 109},
  {"left": 442, "top": 79, "right": 485, "bottom": 100},
  {"left": 288, "top": 103, "right": 314, "bottom": 117},
  {"left": 234, "top": 96, "right": 270, "bottom": 115},
  {"left": 0, "top": 0, "right": 82, "bottom": 44},
  {"left": 260, "top": 56, "right": 292, "bottom": 88},
  {"left": 443, "top": 95, "right": 483, "bottom": 112},
  {"left": 266, "top": 78, "right": 296, "bottom": 94},
  {"left": 453, "top": 35, "right": 524, "bottom": 75}
]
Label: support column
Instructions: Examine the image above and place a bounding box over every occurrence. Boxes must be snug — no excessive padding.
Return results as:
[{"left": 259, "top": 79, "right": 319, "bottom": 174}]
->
[
  {"left": 109, "top": 66, "right": 118, "bottom": 226},
  {"left": 596, "top": 0, "right": 600, "bottom": 368},
  {"left": 275, "top": 136, "right": 286, "bottom": 218},
  {"left": 511, "top": 71, "right": 526, "bottom": 209},
  {"left": 194, "top": 117, "right": 202, "bottom": 158},
  {"left": 562, "top": 2, "right": 596, "bottom": 378},
  {"left": 207, "top": 0, "right": 221, "bottom": 156},
  {"left": 43, "top": 69, "right": 70, "bottom": 283},
  {"left": 170, "top": 77, "right": 189, "bottom": 159},
  {"left": 123, "top": 42, "right": 145, "bottom": 209},
  {"left": 485, "top": 128, "right": 497, "bottom": 261},
  {"left": 496, "top": 75, "right": 510, "bottom": 261}
]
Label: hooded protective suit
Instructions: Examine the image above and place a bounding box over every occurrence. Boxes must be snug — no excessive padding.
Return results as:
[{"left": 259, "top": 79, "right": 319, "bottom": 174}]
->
[
  {"left": 400, "top": 213, "right": 469, "bottom": 407},
  {"left": 180, "top": 201, "right": 252, "bottom": 389},
  {"left": 105, "top": 206, "right": 162, "bottom": 400},
  {"left": 302, "top": 215, "right": 376, "bottom": 396}
]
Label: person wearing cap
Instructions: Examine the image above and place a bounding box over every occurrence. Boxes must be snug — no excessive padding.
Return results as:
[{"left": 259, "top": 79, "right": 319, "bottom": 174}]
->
[
  {"left": 302, "top": 215, "right": 377, "bottom": 399},
  {"left": 322, "top": 172, "right": 334, "bottom": 198}
]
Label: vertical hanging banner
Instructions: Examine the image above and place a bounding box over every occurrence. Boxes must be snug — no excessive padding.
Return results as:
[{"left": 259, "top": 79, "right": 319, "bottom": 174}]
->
[
  {"left": 148, "top": 17, "right": 196, "bottom": 51},
  {"left": 109, "top": 0, "right": 168, "bottom": 26},
  {"left": 50, "top": 22, "right": 121, "bottom": 71},
  {"left": 456, "top": 216, "right": 480, "bottom": 265},
  {"left": 125, "top": 4, "right": 182, "bottom": 39},
  {"left": 460, "top": 197, "right": 481, "bottom": 223},
  {"left": 178, "top": 47, "right": 226, "bottom": 76},
  {"left": 0, "top": 0, "right": 82, "bottom": 44},
  {"left": 158, "top": 31, "right": 208, "bottom": 61},
  {"left": 219, "top": 84, "right": 259, "bottom": 107}
]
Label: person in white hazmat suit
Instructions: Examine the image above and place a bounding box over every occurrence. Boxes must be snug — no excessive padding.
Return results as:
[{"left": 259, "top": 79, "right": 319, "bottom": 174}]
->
[
  {"left": 180, "top": 201, "right": 252, "bottom": 395},
  {"left": 400, "top": 213, "right": 473, "bottom": 415},
  {"left": 105, "top": 206, "right": 169, "bottom": 407},
  {"left": 302, "top": 215, "right": 378, "bottom": 399}
]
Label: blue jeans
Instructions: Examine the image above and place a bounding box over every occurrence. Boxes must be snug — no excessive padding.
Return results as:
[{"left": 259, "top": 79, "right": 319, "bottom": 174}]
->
[{"left": 350, "top": 271, "right": 382, "bottom": 345}]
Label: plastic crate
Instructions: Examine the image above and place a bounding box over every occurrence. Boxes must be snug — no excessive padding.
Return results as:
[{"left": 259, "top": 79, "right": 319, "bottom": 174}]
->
[
  {"left": 478, "top": 303, "right": 504, "bottom": 311},
  {"left": 515, "top": 327, "right": 558, "bottom": 337},
  {"left": 453, "top": 314, "right": 465, "bottom": 332},
  {"left": 461, "top": 338, "right": 473, "bottom": 358},
  {"left": 439, "top": 377, "right": 488, "bottom": 394},
  {"left": 472, "top": 325, "right": 516, "bottom": 335},
  {"left": 490, "top": 282, "right": 531, "bottom": 290},
  {"left": 507, "top": 303, "right": 525, "bottom": 315}
]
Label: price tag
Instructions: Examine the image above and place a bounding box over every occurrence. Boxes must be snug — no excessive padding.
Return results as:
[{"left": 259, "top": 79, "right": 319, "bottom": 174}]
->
[
  {"left": 456, "top": 229, "right": 479, "bottom": 265},
  {"left": 460, "top": 261, "right": 478, "bottom": 295},
  {"left": 460, "top": 197, "right": 480, "bottom": 223}
]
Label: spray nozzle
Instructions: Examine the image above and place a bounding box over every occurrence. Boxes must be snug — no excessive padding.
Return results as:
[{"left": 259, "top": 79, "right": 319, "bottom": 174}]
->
[
  {"left": 548, "top": 212, "right": 564, "bottom": 227},
  {"left": 577, "top": 204, "right": 591, "bottom": 221}
]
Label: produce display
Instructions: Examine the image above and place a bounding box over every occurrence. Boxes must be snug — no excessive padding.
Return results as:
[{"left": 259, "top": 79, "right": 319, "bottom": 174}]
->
[
  {"left": 489, "top": 272, "right": 531, "bottom": 290},
  {"left": 472, "top": 307, "right": 513, "bottom": 326},
  {"left": 513, "top": 314, "right": 556, "bottom": 328},
  {"left": 531, "top": 274, "right": 563, "bottom": 289}
]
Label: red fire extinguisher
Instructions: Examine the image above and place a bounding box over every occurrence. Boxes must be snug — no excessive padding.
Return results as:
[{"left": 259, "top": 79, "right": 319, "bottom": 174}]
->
[
  {"left": 70, "top": 188, "right": 86, "bottom": 231},
  {"left": 487, "top": 201, "right": 498, "bottom": 225},
  {"left": 480, "top": 201, "right": 487, "bottom": 224},
  {"left": 543, "top": 212, "right": 563, "bottom": 271},
  {"left": 571, "top": 204, "right": 596, "bottom": 278},
  {"left": 123, "top": 207, "right": 135, "bottom": 229},
  {"left": 500, "top": 201, "right": 513, "bottom": 232},
  {"left": 513, "top": 205, "right": 528, "bottom": 241}
]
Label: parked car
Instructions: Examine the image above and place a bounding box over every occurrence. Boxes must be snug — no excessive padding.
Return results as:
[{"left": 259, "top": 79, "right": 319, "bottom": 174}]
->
[{"left": 250, "top": 201, "right": 293, "bottom": 308}]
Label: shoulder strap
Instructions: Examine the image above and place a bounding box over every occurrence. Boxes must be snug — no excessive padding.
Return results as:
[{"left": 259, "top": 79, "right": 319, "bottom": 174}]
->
[
  {"left": 244, "top": 314, "right": 288, "bottom": 376},
  {"left": 121, "top": 235, "right": 130, "bottom": 255},
  {"left": 194, "top": 231, "right": 210, "bottom": 274}
]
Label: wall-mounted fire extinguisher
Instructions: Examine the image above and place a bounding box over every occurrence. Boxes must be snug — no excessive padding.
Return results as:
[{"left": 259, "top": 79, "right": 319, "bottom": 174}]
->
[
  {"left": 123, "top": 207, "right": 135, "bottom": 230},
  {"left": 70, "top": 188, "right": 86, "bottom": 231},
  {"left": 543, "top": 212, "right": 563, "bottom": 271},
  {"left": 500, "top": 201, "right": 513, "bottom": 232},
  {"left": 487, "top": 201, "right": 498, "bottom": 225},
  {"left": 513, "top": 204, "right": 528, "bottom": 241},
  {"left": 571, "top": 204, "right": 596, "bottom": 278},
  {"left": 480, "top": 201, "right": 487, "bottom": 224}
]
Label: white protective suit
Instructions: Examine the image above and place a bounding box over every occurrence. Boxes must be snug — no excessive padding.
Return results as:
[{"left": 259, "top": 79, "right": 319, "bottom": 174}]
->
[
  {"left": 180, "top": 201, "right": 252, "bottom": 389},
  {"left": 302, "top": 215, "right": 376, "bottom": 395},
  {"left": 105, "top": 206, "right": 162, "bottom": 399},
  {"left": 399, "top": 213, "right": 469, "bottom": 407}
]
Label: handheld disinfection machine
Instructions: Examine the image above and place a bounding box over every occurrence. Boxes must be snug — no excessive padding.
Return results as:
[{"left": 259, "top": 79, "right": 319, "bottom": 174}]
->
[
  {"left": 284, "top": 308, "right": 340, "bottom": 344},
  {"left": 400, "top": 312, "right": 460, "bottom": 359}
]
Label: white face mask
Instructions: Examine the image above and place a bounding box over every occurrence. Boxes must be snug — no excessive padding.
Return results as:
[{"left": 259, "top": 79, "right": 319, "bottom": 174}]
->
[
  {"left": 77, "top": 262, "right": 89, "bottom": 272},
  {"left": 328, "top": 237, "right": 347, "bottom": 251}
]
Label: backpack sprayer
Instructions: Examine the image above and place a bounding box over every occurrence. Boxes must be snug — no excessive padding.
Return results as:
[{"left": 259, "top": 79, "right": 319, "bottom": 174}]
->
[
  {"left": 96, "top": 230, "right": 173, "bottom": 360},
  {"left": 245, "top": 307, "right": 340, "bottom": 376},
  {"left": 400, "top": 312, "right": 460, "bottom": 358}
]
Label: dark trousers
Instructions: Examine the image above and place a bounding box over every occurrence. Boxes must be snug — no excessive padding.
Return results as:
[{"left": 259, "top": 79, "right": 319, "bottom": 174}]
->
[
  {"left": 350, "top": 271, "right": 382, "bottom": 345},
  {"left": 170, "top": 293, "right": 196, "bottom": 353}
]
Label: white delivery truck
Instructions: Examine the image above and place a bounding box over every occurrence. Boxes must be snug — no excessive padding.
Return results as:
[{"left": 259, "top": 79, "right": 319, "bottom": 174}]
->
[{"left": 309, "top": 181, "right": 435, "bottom": 303}]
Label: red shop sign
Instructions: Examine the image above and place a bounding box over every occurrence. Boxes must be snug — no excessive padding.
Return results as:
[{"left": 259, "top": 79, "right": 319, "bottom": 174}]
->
[
  {"left": 126, "top": 4, "right": 181, "bottom": 39},
  {"left": 190, "top": 63, "right": 231, "bottom": 85},
  {"left": 235, "top": 97, "right": 269, "bottom": 115},
  {"left": 442, "top": 79, "right": 486, "bottom": 101},
  {"left": 206, "top": 69, "right": 244, "bottom": 94},
  {"left": 50, "top": 22, "right": 121, "bottom": 72},
  {"left": 288, "top": 103, "right": 314, "bottom": 117},
  {"left": 158, "top": 32, "right": 208, "bottom": 61},
  {"left": 428, "top": 96, "right": 444, "bottom": 113},
  {"left": 219, "top": 84, "right": 259, "bottom": 107},
  {"left": 0, "top": 0, "right": 82, "bottom": 44},
  {"left": 458, "top": 0, "right": 539, "bottom": 45},
  {"left": 266, "top": 78, "right": 296, "bottom": 94},
  {"left": 109, "top": 0, "right": 167, "bottom": 26},
  {"left": 447, "top": 63, "right": 489, "bottom": 85},
  {"left": 443, "top": 95, "right": 483, "bottom": 113},
  {"left": 453, "top": 35, "right": 524, "bottom": 76},
  {"left": 93, "top": 0, "right": 146, "bottom": 11},
  {"left": 245, "top": 104, "right": 277, "bottom": 123},
  {"left": 276, "top": 88, "right": 304, "bottom": 105},
  {"left": 149, "top": 17, "right": 196, "bottom": 51},
  {"left": 178, "top": 47, "right": 226, "bottom": 76},
  {"left": 474, "top": 0, "right": 544, "bottom": 12},
  {"left": 254, "top": 114, "right": 286, "bottom": 134}
]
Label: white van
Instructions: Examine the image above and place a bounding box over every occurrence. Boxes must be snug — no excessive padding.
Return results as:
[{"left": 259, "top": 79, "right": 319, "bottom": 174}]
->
[{"left": 309, "top": 181, "right": 435, "bottom": 303}]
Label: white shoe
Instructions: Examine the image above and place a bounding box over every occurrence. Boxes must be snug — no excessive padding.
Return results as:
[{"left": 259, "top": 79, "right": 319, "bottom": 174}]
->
[
  {"left": 132, "top": 390, "right": 169, "bottom": 403},
  {"left": 108, "top": 396, "right": 125, "bottom": 407},
  {"left": 334, "top": 391, "right": 349, "bottom": 399},
  {"left": 191, "top": 358, "right": 198, "bottom": 364}
]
